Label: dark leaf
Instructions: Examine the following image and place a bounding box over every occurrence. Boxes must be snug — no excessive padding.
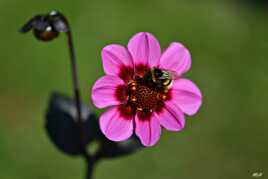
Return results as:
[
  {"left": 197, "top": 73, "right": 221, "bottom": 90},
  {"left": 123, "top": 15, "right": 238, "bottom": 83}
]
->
[
  {"left": 96, "top": 135, "right": 144, "bottom": 159},
  {"left": 45, "top": 92, "right": 100, "bottom": 156}
]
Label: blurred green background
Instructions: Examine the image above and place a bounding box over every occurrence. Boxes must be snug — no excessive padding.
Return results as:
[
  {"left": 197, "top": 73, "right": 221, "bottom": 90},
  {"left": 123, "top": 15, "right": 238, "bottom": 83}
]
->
[{"left": 0, "top": 0, "right": 267, "bottom": 178}]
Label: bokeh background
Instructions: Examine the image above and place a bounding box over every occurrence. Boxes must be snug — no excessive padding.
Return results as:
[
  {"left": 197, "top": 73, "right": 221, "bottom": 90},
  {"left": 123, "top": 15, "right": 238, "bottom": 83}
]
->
[{"left": 0, "top": 0, "right": 267, "bottom": 178}]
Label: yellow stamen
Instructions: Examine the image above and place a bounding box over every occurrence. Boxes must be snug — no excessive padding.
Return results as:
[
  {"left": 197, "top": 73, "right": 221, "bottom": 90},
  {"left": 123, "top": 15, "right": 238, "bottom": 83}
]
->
[
  {"left": 131, "top": 96, "right": 137, "bottom": 102},
  {"left": 162, "top": 94, "right": 167, "bottom": 100},
  {"left": 137, "top": 107, "right": 143, "bottom": 112}
]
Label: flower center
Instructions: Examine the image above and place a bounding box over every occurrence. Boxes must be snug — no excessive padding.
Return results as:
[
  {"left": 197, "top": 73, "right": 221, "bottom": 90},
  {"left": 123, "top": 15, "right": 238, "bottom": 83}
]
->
[{"left": 127, "top": 74, "right": 169, "bottom": 114}]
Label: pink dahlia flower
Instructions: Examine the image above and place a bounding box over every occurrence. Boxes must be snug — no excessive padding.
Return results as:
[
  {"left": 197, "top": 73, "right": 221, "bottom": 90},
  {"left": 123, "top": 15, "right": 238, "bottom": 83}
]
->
[{"left": 91, "top": 32, "right": 202, "bottom": 147}]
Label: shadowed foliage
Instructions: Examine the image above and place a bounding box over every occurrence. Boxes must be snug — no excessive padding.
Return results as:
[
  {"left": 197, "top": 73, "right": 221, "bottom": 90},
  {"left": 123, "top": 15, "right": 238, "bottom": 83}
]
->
[{"left": 46, "top": 92, "right": 143, "bottom": 159}]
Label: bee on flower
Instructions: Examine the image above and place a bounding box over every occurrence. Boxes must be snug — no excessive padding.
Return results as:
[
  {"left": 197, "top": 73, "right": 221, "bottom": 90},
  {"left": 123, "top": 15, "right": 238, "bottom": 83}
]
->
[{"left": 91, "top": 32, "right": 202, "bottom": 147}]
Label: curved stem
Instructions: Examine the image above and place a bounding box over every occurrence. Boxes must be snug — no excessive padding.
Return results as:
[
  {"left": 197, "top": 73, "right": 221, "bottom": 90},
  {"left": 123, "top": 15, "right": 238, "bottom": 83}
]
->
[
  {"left": 66, "top": 30, "right": 92, "bottom": 177},
  {"left": 86, "top": 156, "right": 99, "bottom": 179},
  {"left": 20, "top": 11, "right": 97, "bottom": 179}
]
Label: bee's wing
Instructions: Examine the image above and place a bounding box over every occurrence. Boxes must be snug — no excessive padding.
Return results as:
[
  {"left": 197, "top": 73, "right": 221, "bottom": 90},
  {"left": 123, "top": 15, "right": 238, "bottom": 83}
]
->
[
  {"left": 153, "top": 68, "right": 181, "bottom": 80},
  {"left": 168, "top": 70, "right": 181, "bottom": 80},
  {"left": 158, "top": 69, "right": 180, "bottom": 80}
]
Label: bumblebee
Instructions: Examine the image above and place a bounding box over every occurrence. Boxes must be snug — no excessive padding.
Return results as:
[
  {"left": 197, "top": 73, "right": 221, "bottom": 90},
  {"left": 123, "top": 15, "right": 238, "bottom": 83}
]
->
[{"left": 144, "top": 67, "right": 179, "bottom": 90}]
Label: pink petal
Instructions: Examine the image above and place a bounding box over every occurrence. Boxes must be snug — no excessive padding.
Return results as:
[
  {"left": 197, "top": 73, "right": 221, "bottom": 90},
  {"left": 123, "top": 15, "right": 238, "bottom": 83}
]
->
[
  {"left": 91, "top": 75, "right": 126, "bottom": 108},
  {"left": 155, "top": 101, "right": 185, "bottom": 131},
  {"left": 159, "top": 42, "right": 191, "bottom": 76},
  {"left": 128, "top": 32, "right": 161, "bottom": 67},
  {"left": 100, "top": 106, "right": 133, "bottom": 141},
  {"left": 102, "top": 44, "right": 134, "bottom": 76},
  {"left": 171, "top": 78, "right": 202, "bottom": 116},
  {"left": 135, "top": 114, "right": 161, "bottom": 147}
]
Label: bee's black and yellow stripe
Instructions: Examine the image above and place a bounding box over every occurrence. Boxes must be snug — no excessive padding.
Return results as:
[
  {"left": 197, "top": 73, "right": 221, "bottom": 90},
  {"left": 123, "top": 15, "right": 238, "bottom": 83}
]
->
[{"left": 150, "top": 68, "right": 173, "bottom": 89}]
